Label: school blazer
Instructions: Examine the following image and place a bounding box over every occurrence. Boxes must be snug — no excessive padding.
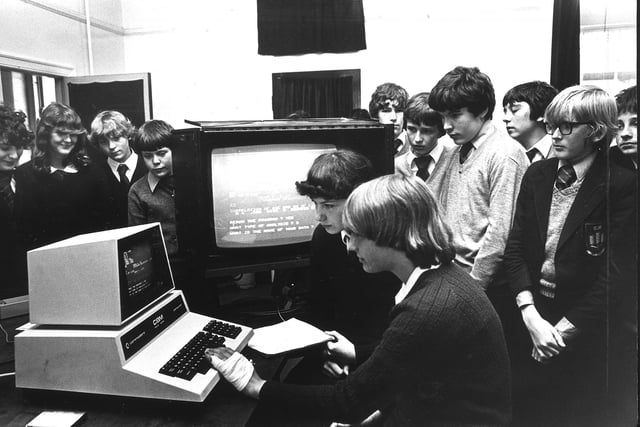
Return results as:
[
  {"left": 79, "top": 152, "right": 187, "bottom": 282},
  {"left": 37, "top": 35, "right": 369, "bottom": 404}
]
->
[
  {"left": 504, "top": 151, "right": 636, "bottom": 332},
  {"left": 100, "top": 155, "right": 147, "bottom": 228}
]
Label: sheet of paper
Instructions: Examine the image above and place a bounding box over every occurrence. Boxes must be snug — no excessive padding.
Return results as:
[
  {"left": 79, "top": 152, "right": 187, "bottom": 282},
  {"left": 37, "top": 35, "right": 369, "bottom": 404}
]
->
[
  {"left": 248, "top": 317, "right": 332, "bottom": 355},
  {"left": 27, "top": 411, "right": 86, "bottom": 427}
]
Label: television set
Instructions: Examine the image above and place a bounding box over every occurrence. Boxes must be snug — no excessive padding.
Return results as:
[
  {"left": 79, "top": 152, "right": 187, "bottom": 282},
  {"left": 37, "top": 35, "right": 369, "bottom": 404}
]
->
[
  {"left": 27, "top": 223, "right": 174, "bottom": 326},
  {"left": 172, "top": 119, "right": 394, "bottom": 278}
]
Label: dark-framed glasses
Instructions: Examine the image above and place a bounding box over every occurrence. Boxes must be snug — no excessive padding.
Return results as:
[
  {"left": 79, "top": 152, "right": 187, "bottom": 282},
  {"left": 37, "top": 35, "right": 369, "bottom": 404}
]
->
[{"left": 545, "top": 121, "right": 593, "bottom": 136}]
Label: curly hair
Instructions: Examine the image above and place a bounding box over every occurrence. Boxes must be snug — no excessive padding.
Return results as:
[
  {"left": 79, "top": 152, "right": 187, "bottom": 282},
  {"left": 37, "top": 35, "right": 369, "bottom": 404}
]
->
[
  {"left": 368, "top": 83, "right": 409, "bottom": 119},
  {"left": 0, "top": 104, "right": 33, "bottom": 148},
  {"left": 32, "top": 103, "right": 90, "bottom": 174}
]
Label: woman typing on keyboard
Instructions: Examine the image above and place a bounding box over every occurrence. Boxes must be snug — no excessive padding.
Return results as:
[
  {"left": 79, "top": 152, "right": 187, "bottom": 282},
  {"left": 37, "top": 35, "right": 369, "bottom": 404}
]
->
[{"left": 206, "top": 174, "right": 512, "bottom": 426}]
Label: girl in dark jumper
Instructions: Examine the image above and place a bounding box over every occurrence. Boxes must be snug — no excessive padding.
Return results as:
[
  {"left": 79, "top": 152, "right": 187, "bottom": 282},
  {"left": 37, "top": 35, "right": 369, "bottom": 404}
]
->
[{"left": 14, "top": 103, "right": 108, "bottom": 249}]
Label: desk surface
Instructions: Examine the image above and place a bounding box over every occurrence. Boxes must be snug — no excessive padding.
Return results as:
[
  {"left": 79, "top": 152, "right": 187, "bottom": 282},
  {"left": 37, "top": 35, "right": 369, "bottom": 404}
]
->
[{"left": 0, "top": 315, "right": 283, "bottom": 427}]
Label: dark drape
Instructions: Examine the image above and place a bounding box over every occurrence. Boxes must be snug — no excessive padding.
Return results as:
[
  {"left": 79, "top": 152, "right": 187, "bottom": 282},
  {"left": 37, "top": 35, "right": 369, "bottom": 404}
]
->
[
  {"left": 68, "top": 80, "right": 147, "bottom": 130},
  {"left": 257, "top": 0, "right": 366, "bottom": 56},
  {"left": 550, "top": 0, "right": 580, "bottom": 90},
  {"left": 273, "top": 76, "right": 354, "bottom": 119}
]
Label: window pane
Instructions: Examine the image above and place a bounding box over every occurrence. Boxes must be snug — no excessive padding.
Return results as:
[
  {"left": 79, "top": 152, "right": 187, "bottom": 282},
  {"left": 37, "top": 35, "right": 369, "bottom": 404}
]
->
[
  {"left": 11, "top": 71, "right": 29, "bottom": 119},
  {"left": 580, "top": 0, "right": 637, "bottom": 94},
  {"left": 42, "top": 76, "right": 57, "bottom": 109},
  {"left": 33, "top": 77, "right": 43, "bottom": 114}
]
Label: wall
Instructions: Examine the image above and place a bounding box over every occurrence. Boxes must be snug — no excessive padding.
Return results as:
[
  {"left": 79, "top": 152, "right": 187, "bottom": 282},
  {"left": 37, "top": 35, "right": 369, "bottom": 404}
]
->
[
  {"left": 1, "top": 0, "right": 554, "bottom": 128},
  {"left": 0, "top": 0, "right": 124, "bottom": 76},
  {"left": 120, "top": 0, "right": 554, "bottom": 128}
]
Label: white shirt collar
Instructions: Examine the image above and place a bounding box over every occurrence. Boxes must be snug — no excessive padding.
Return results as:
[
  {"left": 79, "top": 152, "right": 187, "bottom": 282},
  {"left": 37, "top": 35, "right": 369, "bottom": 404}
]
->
[
  {"left": 558, "top": 151, "right": 597, "bottom": 182},
  {"left": 395, "top": 264, "right": 440, "bottom": 304},
  {"left": 409, "top": 141, "right": 444, "bottom": 173},
  {"left": 49, "top": 165, "right": 78, "bottom": 174},
  {"left": 107, "top": 152, "right": 138, "bottom": 181},
  {"left": 528, "top": 134, "right": 553, "bottom": 162}
]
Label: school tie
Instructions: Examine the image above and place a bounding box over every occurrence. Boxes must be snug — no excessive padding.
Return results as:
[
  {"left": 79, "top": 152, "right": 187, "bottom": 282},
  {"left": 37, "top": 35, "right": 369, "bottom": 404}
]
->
[
  {"left": 555, "top": 164, "right": 577, "bottom": 190},
  {"left": 117, "top": 164, "right": 130, "bottom": 188},
  {"left": 526, "top": 148, "right": 538, "bottom": 163},
  {"left": 414, "top": 156, "right": 432, "bottom": 181},
  {"left": 394, "top": 138, "right": 404, "bottom": 153},
  {"left": 459, "top": 143, "right": 473, "bottom": 164}
]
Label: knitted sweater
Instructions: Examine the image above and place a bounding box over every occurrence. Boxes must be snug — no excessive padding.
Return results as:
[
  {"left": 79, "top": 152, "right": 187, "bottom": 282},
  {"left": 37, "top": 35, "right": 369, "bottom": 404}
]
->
[
  {"left": 128, "top": 174, "right": 178, "bottom": 255},
  {"left": 429, "top": 123, "right": 528, "bottom": 288},
  {"left": 260, "top": 263, "right": 512, "bottom": 426}
]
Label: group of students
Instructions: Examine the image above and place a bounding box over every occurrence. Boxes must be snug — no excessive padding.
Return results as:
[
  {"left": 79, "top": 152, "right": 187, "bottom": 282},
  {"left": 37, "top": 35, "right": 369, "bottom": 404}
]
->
[
  {"left": 1, "top": 64, "right": 637, "bottom": 425},
  {"left": 206, "top": 66, "right": 638, "bottom": 427},
  {"left": 0, "top": 103, "right": 179, "bottom": 298}
]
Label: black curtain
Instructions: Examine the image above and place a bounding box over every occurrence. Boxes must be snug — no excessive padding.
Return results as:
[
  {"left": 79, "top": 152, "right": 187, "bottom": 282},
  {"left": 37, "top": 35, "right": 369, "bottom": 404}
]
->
[
  {"left": 273, "top": 76, "right": 354, "bottom": 118},
  {"left": 257, "top": 0, "right": 366, "bottom": 56},
  {"left": 67, "top": 80, "right": 147, "bottom": 130},
  {"left": 550, "top": 0, "right": 580, "bottom": 90}
]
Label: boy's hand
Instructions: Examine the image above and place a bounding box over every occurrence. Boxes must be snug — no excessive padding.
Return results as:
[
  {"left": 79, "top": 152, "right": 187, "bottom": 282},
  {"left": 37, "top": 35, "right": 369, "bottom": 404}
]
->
[
  {"left": 324, "top": 330, "right": 356, "bottom": 363},
  {"left": 205, "top": 347, "right": 265, "bottom": 398},
  {"left": 521, "top": 305, "right": 566, "bottom": 361}
]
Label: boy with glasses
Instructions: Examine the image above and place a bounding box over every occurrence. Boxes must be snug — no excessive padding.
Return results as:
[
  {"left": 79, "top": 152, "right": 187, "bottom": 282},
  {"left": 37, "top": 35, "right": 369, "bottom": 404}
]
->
[{"left": 504, "top": 85, "right": 637, "bottom": 426}]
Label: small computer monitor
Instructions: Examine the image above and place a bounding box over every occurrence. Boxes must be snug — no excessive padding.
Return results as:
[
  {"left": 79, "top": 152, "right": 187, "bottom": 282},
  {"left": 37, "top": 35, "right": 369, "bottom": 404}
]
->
[{"left": 28, "top": 223, "right": 174, "bottom": 326}]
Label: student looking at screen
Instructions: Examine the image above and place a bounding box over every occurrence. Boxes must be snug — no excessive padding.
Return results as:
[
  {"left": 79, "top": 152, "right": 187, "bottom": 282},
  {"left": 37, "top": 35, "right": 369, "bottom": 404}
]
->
[
  {"left": 205, "top": 174, "right": 512, "bottom": 427},
  {"left": 289, "top": 150, "right": 400, "bottom": 381},
  {"left": 90, "top": 110, "right": 147, "bottom": 228},
  {"left": 0, "top": 104, "right": 32, "bottom": 297},
  {"left": 368, "top": 82, "right": 410, "bottom": 157},
  {"left": 14, "top": 102, "right": 108, "bottom": 250},
  {"left": 502, "top": 81, "right": 558, "bottom": 163},
  {"left": 394, "top": 92, "right": 448, "bottom": 185},
  {"left": 128, "top": 120, "right": 178, "bottom": 255}
]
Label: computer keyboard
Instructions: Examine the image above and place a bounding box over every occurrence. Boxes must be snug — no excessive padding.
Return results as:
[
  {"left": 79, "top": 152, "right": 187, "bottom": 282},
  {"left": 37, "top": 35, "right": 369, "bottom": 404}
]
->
[{"left": 159, "top": 319, "right": 242, "bottom": 381}]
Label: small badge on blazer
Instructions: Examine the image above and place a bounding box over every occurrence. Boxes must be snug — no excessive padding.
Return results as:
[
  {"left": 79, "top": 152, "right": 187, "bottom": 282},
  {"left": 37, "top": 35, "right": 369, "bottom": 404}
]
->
[{"left": 584, "top": 222, "right": 605, "bottom": 256}]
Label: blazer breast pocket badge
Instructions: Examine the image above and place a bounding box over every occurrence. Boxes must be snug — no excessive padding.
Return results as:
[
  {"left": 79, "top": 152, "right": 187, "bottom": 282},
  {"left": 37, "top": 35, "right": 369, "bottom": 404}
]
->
[{"left": 584, "top": 222, "right": 605, "bottom": 256}]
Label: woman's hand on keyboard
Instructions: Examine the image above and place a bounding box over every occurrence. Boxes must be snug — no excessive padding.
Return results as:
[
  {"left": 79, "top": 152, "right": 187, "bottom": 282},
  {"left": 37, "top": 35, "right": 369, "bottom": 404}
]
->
[{"left": 205, "top": 346, "right": 265, "bottom": 398}]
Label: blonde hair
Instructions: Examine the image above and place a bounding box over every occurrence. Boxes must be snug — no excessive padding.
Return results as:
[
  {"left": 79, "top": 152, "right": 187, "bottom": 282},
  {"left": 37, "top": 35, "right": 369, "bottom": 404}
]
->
[
  {"left": 342, "top": 174, "right": 455, "bottom": 268},
  {"left": 544, "top": 85, "right": 617, "bottom": 149}
]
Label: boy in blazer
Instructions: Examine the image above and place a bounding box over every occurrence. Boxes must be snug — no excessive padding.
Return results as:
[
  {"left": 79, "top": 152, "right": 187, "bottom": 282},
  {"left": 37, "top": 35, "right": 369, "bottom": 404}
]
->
[
  {"left": 504, "top": 85, "right": 637, "bottom": 427},
  {"left": 90, "top": 110, "right": 146, "bottom": 228}
]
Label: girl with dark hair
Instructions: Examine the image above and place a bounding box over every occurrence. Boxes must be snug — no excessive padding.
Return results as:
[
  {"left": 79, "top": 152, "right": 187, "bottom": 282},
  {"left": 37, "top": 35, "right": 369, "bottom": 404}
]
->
[{"left": 15, "top": 103, "right": 108, "bottom": 249}]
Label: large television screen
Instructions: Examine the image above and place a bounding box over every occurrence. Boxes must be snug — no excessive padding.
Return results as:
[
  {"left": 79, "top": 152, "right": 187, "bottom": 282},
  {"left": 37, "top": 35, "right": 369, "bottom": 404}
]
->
[
  {"left": 173, "top": 119, "right": 394, "bottom": 277},
  {"left": 211, "top": 144, "right": 335, "bottom": 248}
]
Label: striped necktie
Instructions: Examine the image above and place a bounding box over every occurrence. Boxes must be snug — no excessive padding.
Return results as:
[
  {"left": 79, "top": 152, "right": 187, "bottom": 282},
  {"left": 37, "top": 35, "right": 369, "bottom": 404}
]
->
[{"left": 555, "top": 164, "right": 576, "bottom": 190}]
